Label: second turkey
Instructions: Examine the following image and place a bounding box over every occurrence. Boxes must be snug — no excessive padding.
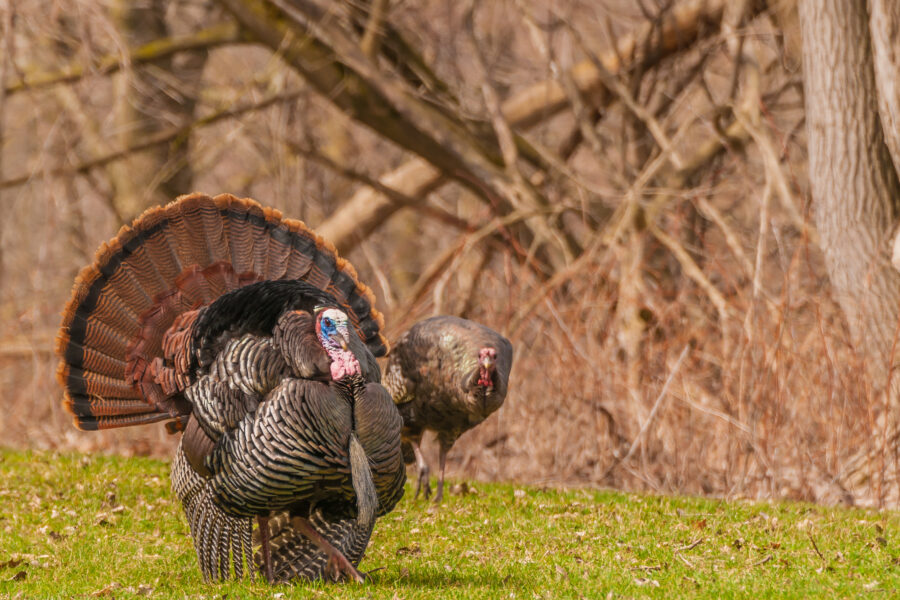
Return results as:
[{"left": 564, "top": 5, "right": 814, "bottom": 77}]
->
[{"left": 385, "top": 316, "right": 513, "bottom": 503}]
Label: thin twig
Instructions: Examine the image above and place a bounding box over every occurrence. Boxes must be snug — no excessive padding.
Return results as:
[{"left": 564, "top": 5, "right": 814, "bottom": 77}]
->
[
  {"left": 649, "top": 222, "right": 731, "bottom": 321},
  {"left": 507, "top": 235, "right": 601, "bottom": 335},
  {"left": 677, "top": 538, "right": 705, "bottom": 552},
  {"left": 736, "top": 109, "right": 818, "bottom": 246},
  {"left": 743, "top": 176, "right": 773, "bottom": 339},
  {"left": 465, "top": 2, "right": 578, "bottom": 264},
  {"left": 600, "top": 346, "right": 690, "bottom": 480},
  {"left": 806, "top": 531, "right": 825, "bottom": 563},
  {"left": 694, "top": 196, "right": 754, "bottom": 278},
  {"left": 675, "top": 383, "right": 775, "bottom": 478},
  {"left": 317, "top": 0, "right": 757, "bottom": 253},
  {"left": 283, "top": 138, "right": 473, "bottom": 232},
  {"left": 359, "top": 0, "right": 390, "bottom": 58},
  {"left": 0, "top": 90, "right": 305, "bottom": 190},
  {"left": 676, "top": 386, "right": 753, "bottom": 436},
  {"left": 358, "top": 240, "right": 397, "bottom": 311},
  {"left": 562, "top": 13, "right": 684, "bottom": 169},
  {"left": 399, "top": 208, "right": 563, "bottom": 315},
  {"left": 518, "top": 2, "right": 604, "bottom": 157},
  {"left": 602, "top": 115, "right": 696, "bottom": 248},
  {"left": 5, "top": 21, "right": 242, "bottom": 96},
  {"left": 675, "top": 552, "right": 695, "bottom": 568},
  {"left": 751, "top": 555, "right": 773, "bottom": 567}
]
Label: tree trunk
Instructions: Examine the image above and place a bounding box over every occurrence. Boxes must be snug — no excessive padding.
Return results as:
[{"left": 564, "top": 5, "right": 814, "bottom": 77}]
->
[
  {"left": 800, "top": 0, "right": 900, "bottom": 504},
  {"left": 869, "top": 0, "right": 900, "bottom": 177},
  {"left": 109, "top": 0, "right": 211, "bottom": 220},
  {"left": 0, "top": 5, "right": 12, "bottom": 290}
]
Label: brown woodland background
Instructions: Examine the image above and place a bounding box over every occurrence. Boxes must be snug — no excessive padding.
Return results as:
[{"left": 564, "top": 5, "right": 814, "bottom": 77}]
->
[{"left": 2, "top": 0, "right": 899, "bottom": 506}]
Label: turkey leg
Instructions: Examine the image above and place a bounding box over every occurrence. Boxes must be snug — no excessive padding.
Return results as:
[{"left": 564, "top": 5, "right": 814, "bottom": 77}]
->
[
  {"left": 291, "top": 516, "right": 365, "bottom": 583},
  {"left": 257, "top": 515, "right": 273, "bottom": 582},
  {"left": 434, "top": 440, "right": 450, "bottom": 504},
  {"left": 410, "top": 440, "right": 431, "bottom": 499}
]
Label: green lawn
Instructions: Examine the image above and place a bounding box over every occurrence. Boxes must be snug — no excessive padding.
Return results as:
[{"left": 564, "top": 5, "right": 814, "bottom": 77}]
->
[{"left": 0, "top": 449, "right": 898, "bottom": 598}]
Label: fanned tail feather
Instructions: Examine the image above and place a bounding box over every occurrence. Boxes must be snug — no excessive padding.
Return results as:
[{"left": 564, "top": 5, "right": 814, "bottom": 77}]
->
[
  {"left": 172, "top": 442, "right": 253, "bottom": 581},
  {"left": 56, "top": 193, "right": 388, "bottom": 432}
]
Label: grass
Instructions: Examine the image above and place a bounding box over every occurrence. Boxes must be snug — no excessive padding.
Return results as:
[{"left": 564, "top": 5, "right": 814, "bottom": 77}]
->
[{"left": 0, "top": 449, "right": 898, "bottom": 598}]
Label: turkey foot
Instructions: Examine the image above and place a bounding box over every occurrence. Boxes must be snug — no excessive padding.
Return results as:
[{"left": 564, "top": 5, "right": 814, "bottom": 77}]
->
[
  {"left": 416, "top": 465, "right": 432, "bottom": 500},
  {"left": 291, "top": 516, "right": 365, "bottom": 584},
  {"left": 325, "top": 550, "right": 366, "bottom": 583},
  {"left": 411, "top": 441, "right": 431, "bottom": 499}
]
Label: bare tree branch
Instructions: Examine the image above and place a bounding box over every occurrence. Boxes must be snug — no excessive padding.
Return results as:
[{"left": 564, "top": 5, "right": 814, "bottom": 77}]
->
[
  {"left": 0, "top": 90, "right": 303, "bottom": 191},
  {"left": 283, "top": 138, "right": 472, "bottom": 232},
  {"left": 649, "top": 221, "right": 731, "bottom": 321},
  {"left": 564, "top": 14, "right": 685, "bottom": 170},
  {"left": 344, "top": 0, "right": 459, "bottom": 105},
  {"left": 317, "top": 0, "right": 762, "bottom": 254},
  {"left": 5, "top": 21, "right": 243, "bottom": 97},
  {"left": 219, "top": 0, "right": 569, "bottom": 267},
  {"left": 359, "top": 0, "right": 390, "bottom": 58},
  {"left": 465, "top": 3, "right": 579, "bottom": 263}
]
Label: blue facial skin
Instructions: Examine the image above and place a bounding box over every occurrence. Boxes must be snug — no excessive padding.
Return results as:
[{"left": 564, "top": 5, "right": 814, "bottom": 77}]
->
[{"left": 321, "top": 317, "right": 336, "bottom": 334}]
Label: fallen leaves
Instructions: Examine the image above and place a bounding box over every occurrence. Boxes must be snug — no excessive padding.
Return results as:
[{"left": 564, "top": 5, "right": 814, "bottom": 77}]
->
[
  {"left": 863, "top": 580, "right": 881, "bottom": 591},
  {"left": 90, "top": 582, "right": 153, "bottom": 596},
  {"left": 94, "top": 505, "right": 125, "bottom": 527},
  {"left": 0, "top": 558, "right": 23, "bottom": 569},
  {"left": 0, "top": 554, "right": 53, "bottom": 570},
  {"left": 395, "top": 542, "right": 421, "bottom": 556},
  {"left": 450, "top": 482, "right": 470, "bottom": 496},
  {"left": 90, "top": 582, "right": 121, "bottom": 597},
  {"left": 38, "top": 525, "right": 65, "bottom": 542}
]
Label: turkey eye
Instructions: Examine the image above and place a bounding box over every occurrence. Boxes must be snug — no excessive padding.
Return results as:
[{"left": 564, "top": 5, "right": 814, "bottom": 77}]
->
[{"left": 323, "top": 318, "right": 333, "bottom": 328}]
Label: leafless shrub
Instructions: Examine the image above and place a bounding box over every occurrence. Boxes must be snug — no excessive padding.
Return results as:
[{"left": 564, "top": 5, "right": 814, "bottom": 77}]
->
[{"left": 0, "top": 0, "right": 884, "bottom": 504}]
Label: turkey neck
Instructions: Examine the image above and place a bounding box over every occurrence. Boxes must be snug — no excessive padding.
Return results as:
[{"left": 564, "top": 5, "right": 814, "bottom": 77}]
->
[
  {"left": 476, "top": 382, "right": 503, "bottom": 419},
  {"left": 477, "top": 385, "right": 491, "bottom": 418},
  {"left": 336, "top": 372, "right": 377, "bottom": 530},
  {"left": 334, "top": 373, "right": 365, "bottom": 430}
]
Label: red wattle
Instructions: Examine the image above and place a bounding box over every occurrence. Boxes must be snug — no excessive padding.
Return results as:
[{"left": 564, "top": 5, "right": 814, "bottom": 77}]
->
[
  {"left": 478, "top": 367, "right": 493, "bottom": 388},
  {"left": 330, "top": 349, "right": 361, "bottom": 381}
]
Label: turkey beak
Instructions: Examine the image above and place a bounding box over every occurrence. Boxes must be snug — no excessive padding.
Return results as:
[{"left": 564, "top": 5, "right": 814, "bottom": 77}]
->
[
  {"left": 480, "top": 356, "right": 494, "bottom": 371},
  {"left": 339, "top": 332, "right": 350, "bottom": 351}
]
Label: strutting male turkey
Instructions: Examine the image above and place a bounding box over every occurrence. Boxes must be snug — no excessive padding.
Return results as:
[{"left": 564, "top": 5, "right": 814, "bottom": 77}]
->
[
  {"left": 55, "top": 193, "right": 405, "bottom": 583},
  {"left": 385, "top": 316, "right": 513, "bottom": 503}
]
